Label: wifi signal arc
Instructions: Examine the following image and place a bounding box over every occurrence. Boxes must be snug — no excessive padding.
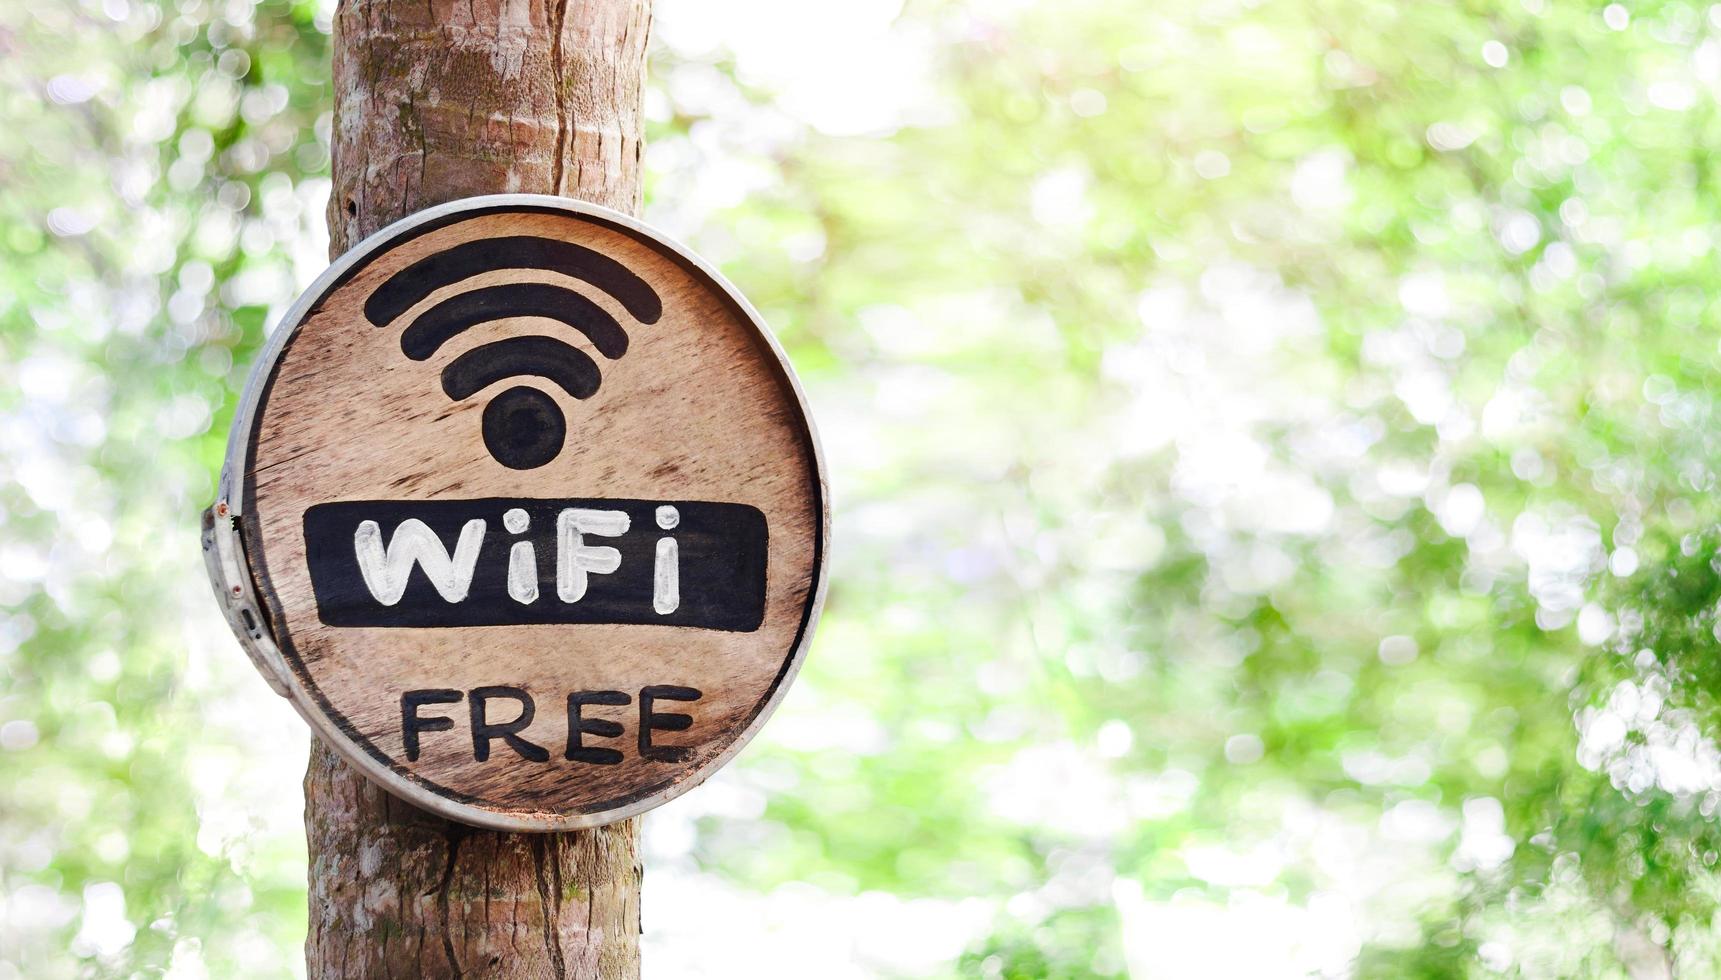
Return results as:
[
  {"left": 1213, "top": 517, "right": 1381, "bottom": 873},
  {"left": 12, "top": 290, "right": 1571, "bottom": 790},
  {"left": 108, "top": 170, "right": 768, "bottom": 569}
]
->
[
  {"left": 441, "top": 336, "right": 602, "bottom": 402},
  {"left": 363, "top": 235, "right": 664, "bottom": 327},
  {"left": 398, "top": 282, "right": 630, "bottom": 361}
]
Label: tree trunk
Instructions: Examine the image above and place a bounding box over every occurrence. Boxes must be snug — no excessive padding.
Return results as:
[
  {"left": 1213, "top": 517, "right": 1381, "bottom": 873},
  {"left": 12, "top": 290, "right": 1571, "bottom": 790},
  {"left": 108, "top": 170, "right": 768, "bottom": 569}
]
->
[{"left": 308, "top": 1, "right": 651, "bottom": 976}]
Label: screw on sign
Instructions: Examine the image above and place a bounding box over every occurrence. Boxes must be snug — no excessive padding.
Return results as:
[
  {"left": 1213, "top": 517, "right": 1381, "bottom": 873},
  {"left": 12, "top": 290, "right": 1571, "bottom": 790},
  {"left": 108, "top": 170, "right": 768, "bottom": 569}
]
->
[{"left": 202, "top": 195, "right": 828, "bottom": 830}]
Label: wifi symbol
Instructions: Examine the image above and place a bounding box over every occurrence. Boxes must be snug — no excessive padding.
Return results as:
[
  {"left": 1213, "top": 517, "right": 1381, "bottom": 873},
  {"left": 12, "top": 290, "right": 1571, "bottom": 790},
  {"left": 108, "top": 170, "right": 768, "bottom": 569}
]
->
[{"left": 363, "top": 236, "right": 663, "bottom": 470}]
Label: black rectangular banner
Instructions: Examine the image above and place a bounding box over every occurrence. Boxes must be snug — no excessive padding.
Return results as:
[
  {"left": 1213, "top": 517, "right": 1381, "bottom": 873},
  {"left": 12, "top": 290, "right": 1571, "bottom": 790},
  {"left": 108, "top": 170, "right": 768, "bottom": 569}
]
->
[{"left": 303, "top": 497, "right": 767, "bottom": 631}]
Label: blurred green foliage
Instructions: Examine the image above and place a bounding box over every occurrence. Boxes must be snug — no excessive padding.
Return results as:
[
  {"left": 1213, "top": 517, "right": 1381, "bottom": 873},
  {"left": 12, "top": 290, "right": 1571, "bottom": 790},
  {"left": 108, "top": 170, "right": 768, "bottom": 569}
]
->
[
  {"left": 9, "top": 0, "right": 1721, "bottom": 975},
  {"left": 0, "top": 0, "right": 329, "bottom": 975}
]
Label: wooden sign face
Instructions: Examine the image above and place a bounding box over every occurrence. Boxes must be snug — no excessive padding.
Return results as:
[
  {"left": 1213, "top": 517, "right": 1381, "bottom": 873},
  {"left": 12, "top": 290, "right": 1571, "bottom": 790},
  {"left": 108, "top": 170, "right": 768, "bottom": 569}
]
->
[{"left": 206, "top": 195, "right": 827, "bottom": 831}]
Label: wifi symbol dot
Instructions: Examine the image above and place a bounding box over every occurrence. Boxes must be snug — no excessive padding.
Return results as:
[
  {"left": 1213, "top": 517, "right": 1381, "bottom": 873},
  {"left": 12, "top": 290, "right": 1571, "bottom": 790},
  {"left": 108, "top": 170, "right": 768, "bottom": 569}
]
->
[
  {"left": 483, "top": 386, "right": 565, "bottom": 470},
  {"left": 365, "top": 236, "right": 663, "bottom": 470}
]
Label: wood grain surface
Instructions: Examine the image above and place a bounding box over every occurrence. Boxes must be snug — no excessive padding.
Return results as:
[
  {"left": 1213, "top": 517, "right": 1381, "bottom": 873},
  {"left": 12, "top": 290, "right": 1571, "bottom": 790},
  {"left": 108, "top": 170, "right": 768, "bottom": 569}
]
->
[{"left": 241, "top": 201, "right": 824, "bottom": 826}]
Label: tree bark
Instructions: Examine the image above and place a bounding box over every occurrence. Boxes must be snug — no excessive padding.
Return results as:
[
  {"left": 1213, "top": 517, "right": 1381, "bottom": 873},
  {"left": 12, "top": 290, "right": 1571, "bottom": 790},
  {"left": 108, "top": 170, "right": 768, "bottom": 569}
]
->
[{"left": 308, "top": 1, "right": 650, "bottom": 976}]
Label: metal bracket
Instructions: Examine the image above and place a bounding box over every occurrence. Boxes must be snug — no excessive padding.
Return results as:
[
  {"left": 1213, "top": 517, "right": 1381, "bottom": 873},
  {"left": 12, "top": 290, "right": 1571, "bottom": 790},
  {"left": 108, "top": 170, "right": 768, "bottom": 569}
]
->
[{"left": 200, "top": 498, "right": 293, "bottom": 698}]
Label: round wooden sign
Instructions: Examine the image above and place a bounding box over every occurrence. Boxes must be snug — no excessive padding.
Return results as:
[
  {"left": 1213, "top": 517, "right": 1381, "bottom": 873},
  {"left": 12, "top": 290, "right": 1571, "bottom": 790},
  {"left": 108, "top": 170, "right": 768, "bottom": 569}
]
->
[{"left": 203, "top": 195, "right": 827, "bottom": 831}]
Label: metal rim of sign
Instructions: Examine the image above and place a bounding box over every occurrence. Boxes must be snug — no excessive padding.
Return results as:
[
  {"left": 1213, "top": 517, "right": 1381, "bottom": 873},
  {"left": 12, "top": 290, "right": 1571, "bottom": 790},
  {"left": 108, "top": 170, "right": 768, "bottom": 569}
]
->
[{"left": 203, "top": 193, "right": 830, "bottom": 831}]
